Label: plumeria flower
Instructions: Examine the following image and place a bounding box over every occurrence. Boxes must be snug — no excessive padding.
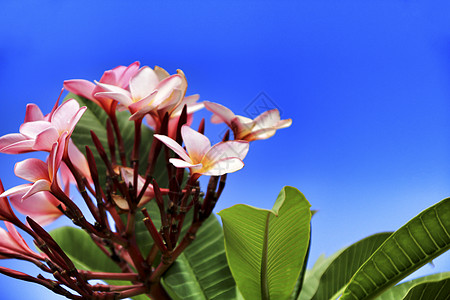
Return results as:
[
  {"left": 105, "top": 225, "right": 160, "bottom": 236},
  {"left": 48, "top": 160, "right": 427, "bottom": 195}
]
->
[
  {"left": 0, "top": 133, "right": 67, "bottom": 201},
  {"left": 94, "top": 66, "right": 188, "bottom": 121},
  {"left": 0, "top": 221, "right": 44, "bottom": 260},
  {"left": 0, "top": 100, "right": 90, "bottom": 184},
  {"left": 64, "top": 62, "right": 140, "bottom": 116},
  {"left": 0, "top": 99, "right": 86, "bottom": 153},
  {"left": 204, "top": 101, "right": 292, "bottom": 141},
  {"left": 111, "top": 166, "right": 155, "bottom": 210},
  {"left": 154, "top": 125, "right": 249, "bottom": 176}
]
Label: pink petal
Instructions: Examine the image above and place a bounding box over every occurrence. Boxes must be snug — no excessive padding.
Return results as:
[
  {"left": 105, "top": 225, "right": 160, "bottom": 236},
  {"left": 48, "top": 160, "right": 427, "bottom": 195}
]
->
[
  {"left": 67, "top": 106, "right": 87, "bottom": 136},
  {"left": 116, "top": 61, "right": 141, "bottom": 88},
  {"left": 169, "top": 158, "right": 201, "bottom": 169},
  {"left": 0, "top": 226, "right": 23, "bottom": 252},
  {"left": 0, "top": 184, "right": 32, "bottom": 198},
  {"left": 0, "top": 134, "right": 34, "bottom": 154},
  {"left": 22, "top": 180, "right": 51, "bottom": 200},
  {"left": 94, "top": 82, "right": 133, "bottom": 107},
  {"left": 14, "top": 158, "right": 50, "bottom": 182},
  {"left": 204, "top": 101, "right": 236, "bottom": 126},
  {"left": 181, "top": 125, "right": 211, "bottom": 163},
  {"left": 202, "top": 157, "right": 245, "bottom": 176},
  {"left": 156, "top": 89, "right": 184, "bottom": 114},
  {"left": 10, "top": 192, "right": 63, "bottom": 226},
  {"left": 48, "top": 133, "right": 68, "bottom": 180},
  {"left": 19, "top": 121, "right": 53, "bottom": 139},
  {"left": 63, "top": 80, "right": 96, "bottom": 101},
  {"left": 129, "top": 66, "right": 160, "bottom": 100},
  {"left": 51, "top": 99, "right": 81, "bottom": 133},
  {"left": 33, "top": 127, "right": 59, "bottom": 152},
  {"left": 67, "top": 140, "right": 92, "bottom": 184},
  {"left": 4, "top": 222, "right": 30, "bottom": 251},
  {"left": 24, "top": 104, "right": 45, "bottom": 122},
  {"left": 153, "top": 134, "right": 191, "bottom": 163},
  {"left": 128, "top": 91, "right": 157, "bottom": 115}
]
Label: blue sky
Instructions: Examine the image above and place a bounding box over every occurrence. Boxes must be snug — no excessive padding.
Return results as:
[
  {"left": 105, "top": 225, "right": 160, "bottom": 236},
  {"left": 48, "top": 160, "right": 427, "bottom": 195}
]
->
[{"left": 0, "top": 1, "right": 449, "bottom": 299}]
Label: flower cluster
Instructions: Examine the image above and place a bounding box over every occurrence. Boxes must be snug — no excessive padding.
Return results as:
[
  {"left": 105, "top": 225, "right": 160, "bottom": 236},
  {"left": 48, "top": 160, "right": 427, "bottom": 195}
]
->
[{"left": 0, "top": 62, "right": 291, "bottom": 299}]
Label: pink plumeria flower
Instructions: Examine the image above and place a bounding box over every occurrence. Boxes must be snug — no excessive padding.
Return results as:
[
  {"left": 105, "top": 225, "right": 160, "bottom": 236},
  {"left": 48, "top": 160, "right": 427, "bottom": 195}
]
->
[
  {"left": 111, "top": 166, "right": 155, "bottom": 210},
  {"left": 94, "top": 66, "right": 187, "bottom": 121},
  {"left": 0, "top": 133, "right": 67, "bottom": 200},
  {"left": 0, "top": 100, "right": 91, "bottom": 184},
  {"left": 204, "top": 101, "right": 292, "bottom": 141},
  {"left": 0, "top": 99, "right": 86, "bottom": 153},
  {"left": 0, "top": 221, "right": 44, "bottom": 260},
  {"left": 64, "top": 62, "right": 140, "bottom": 115},
  {"left": 154, "top": 125, "right": 249, "bottom": 176}
]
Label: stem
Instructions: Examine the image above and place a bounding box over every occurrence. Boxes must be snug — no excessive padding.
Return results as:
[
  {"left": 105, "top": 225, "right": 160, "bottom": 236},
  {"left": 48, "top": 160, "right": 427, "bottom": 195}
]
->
[
  {"left": 109, "top": 108, "right": 127, "bottom": 166},
  {"left": 80, "top": 271, "right": 139, "bottom": 281}
]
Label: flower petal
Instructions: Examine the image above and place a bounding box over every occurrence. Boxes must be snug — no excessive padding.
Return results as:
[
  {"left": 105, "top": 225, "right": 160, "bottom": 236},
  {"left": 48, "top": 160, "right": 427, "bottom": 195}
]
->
[
  {"left": 63, "top": 80, "right": 97, "bottom": 102},
  {"left": 169, "top": 158, "right": 202, "bottom": 169},
  {"left": 0, "top": 184, "right": 33, "bottom": 198},
  {"left": 252, "top": 109, "right": 281, "bottom": 131},
  {"left": 154, "top": 66, "right": 170, "bottom": 81},
  {"left": 51, "top": 99, "right": 82, "bottom": 133},
  {"left": 181, "top": 125, "right": 211, "bottom": 163},
  {"left": 14, "top": 158, "right": 49, "bottom": 182},
  {"left": 204, "top": 140, "right": 249, "bottom": 162},
  {"left": 95, "top": 82, "right": 133, "bottom": 107},
  {"left": 129, "top": 66, "right": 160, "bottom": 100},
  {"left": 201, "top": 157, "right": 244, "bottom": 176},
  {"left": 19, "top": 121, "right": 53, "bottom": 139},
  {"left": 33, "top": 127, "right": 59, "bottom": 152},
  {"left": 22, "top": 180, "right": 51, "bottom": 200},
  {"left": 24, "top": 104, "right": 45, "bottom": 122},
  {"left": 10, "top": 192, "right": 63, "bottom": 226},
  {"left": 153, "top": 134, "right": 191, "bottom": 163},
  {"left": 68, "top": 140, "right": 92, "bottom": 184},
  {"left": 204, "top": 101, "right": 236, "bottom": 126}
]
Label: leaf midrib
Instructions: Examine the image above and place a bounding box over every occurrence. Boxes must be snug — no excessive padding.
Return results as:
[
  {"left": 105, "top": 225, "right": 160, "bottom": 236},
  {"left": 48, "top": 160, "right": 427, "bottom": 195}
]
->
[{"left": 261, "top": 212, "right": 271, "bottom": 300}]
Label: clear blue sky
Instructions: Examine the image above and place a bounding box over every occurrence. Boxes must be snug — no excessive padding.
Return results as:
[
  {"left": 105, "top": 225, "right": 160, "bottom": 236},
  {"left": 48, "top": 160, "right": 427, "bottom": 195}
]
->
[{"left": 0, "top": 1, "right": 449, "bottom": 299}]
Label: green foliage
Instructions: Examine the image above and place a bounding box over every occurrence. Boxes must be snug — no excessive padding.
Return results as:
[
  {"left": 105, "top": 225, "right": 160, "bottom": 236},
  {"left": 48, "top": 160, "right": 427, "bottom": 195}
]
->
[
  {"left": 340, "top": 198, "right": 450, "bottom": 300},
  {"left": 376, "top": 272, "right": 450, "bottom": 300},
  {"left": 161, "top": 214, "right": 238, "bottom": 300},
  {"left": 50, "top": 226, "right": 121, "bottom": 273},
  {"left": 299, "top": 232, "right": 392, "bottom": 300},
  {"left": 219, "top": 186, "right": 312, "bottom": 300}
]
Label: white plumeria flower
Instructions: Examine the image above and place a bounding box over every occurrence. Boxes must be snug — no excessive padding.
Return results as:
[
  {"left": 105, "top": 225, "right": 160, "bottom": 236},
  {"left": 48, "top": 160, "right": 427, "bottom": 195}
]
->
[
  {"left": 154, "top": 125, "right": 249, "bottom": 176},
  {"left": 204, "top": 101, "right": 292, "bottom": 141}
]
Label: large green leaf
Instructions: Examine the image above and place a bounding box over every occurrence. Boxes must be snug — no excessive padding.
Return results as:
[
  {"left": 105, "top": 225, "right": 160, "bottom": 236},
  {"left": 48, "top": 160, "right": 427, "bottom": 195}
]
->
[
  {"left": 218, "top": 186, "right": 312, "bottom": 300},
  {"left": 376, "top": 272, "right": 450, "bottom": 300},
  {"left": 50, "top": 226, "right": 148, "bottom": 299},
  {"left": 401, "top": 275, "right": 450, "bottom": 300},
  {"left": 340, "top": 198, "right": 450, "bottom": 300},
  {"left": 161, "top": 214, "right": 238, "bottom": 300},
  {"left": 51, "top": 226, "right": 121, "bottom": 273},
  {"left": 304, "top": 232, "right": 392, "bottom": 300}
]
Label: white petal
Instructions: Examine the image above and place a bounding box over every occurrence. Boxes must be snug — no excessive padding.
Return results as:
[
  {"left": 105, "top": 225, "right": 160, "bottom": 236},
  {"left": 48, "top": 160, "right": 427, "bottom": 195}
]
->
[
  {"left": 204, "top": 140, "right": 249, "bottom": 162},
  {"left": 169, "top": 158, "right": 201, "bottom": 169},
  {"left": 204, "top": 101, "right": 236, "bottom": 126},
  {"left": 153, "top": 134, "right": 191, "bottom": 163},
  {"left": 129, "top": 66, "right": 159, "bottom": 100},
  {"left": 202, "top": 157, "right": 244, "bottom": 176},
  {"left": 181, "top": 125, "right": 211, "bottom": 163}
]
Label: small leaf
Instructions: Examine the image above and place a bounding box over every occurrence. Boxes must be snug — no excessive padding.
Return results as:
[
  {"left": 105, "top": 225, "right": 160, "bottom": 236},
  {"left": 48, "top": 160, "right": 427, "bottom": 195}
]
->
[
  {"left": 219, "top": 186, "right": 312, "bottom": 300},
  {"left": 340, "top": 198, "right": 450, "bottom": 300},
  {"left": 161, "top": 214, "right": 238, "bottom": 300},
  {"left": 376, "top": 272, "right": 450, "bottom": 300}
]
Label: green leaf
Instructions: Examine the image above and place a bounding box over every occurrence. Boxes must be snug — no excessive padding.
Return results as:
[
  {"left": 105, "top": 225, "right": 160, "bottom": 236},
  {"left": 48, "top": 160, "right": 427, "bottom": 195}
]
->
[
  {"left": 50, "top": 226, "right": 149, "bottom": 299},
  {"left": 161, "top": 214, "right": 238, "bottom": 300},
  {"left": 50, "top": 226, "right": 121, "bottom": 273},
  {"left": 218, "top": 186, "right": 312, "bottom": 300},
  {"left": 340, "top": 198, "right": 450, "bottom": 300},
  {"left": 376, "top": 272, "right": 450, "bottom": 300},
  {"left": 306, "top": 232, "right": 392, "bottom": 300},
  {"left": 401, "top": 275, "right": 450, "bottom": 300}
]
